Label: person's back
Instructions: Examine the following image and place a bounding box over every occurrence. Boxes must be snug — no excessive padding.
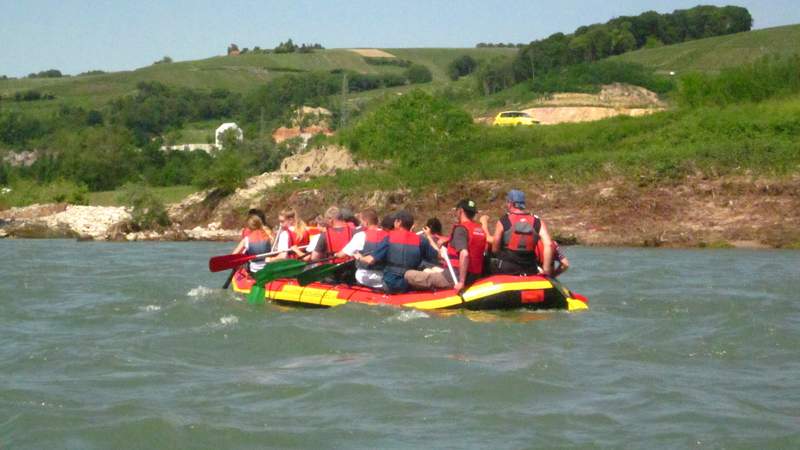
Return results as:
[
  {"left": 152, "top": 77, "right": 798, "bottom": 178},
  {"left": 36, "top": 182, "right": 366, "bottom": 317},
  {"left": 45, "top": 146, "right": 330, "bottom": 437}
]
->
[
  {"left": 367, "top": 210, "right": 437, "bottom": 293},
  {"left": 232, "top": 215, "right": 273, "bottom": 273},
  {"left": 490, "top": 190, "right": 553, "bottom": 275}
]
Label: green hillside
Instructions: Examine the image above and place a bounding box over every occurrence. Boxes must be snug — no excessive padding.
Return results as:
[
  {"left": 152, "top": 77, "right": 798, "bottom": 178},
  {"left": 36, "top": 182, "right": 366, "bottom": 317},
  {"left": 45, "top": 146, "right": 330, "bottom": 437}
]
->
[
  {"left": 613, "top": 24, "right": 800, "bottom": 73},
  {"left": 0, "top": 48, "right": 516, "bottom": 113}
]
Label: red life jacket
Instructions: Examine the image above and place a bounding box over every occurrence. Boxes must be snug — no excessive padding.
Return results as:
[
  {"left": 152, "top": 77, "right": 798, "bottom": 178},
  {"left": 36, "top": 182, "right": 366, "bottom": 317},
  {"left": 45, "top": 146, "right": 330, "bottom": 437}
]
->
[
  {"left": 291, "top": 229, "right": 310, "bottom": 247},
  {"left": 446, "top": 221, "right": 487, "bottom": 275},
  {"left": 325, "top": 226, "right": 353, "bottom": 263},
  {"left": 501, "top": 212, "right": 541, "bottom": 252}
]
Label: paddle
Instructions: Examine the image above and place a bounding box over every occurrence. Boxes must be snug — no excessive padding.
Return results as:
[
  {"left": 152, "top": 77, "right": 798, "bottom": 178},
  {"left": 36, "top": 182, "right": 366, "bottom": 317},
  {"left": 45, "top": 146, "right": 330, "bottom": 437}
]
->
[
  {"left": 297, "top": 259, "right": 355, "bottom": 286},
  {"left": 208, "top": 245, "right": 311, "bottom": 273},
  {"left": 247, "top": 260, "right": 309, "bottom": 305}
]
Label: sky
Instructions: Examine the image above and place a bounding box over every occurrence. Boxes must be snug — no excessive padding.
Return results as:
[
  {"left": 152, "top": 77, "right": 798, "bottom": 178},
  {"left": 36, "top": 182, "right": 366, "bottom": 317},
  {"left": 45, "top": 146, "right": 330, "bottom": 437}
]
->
[{"left": 1, "top": 0, "right": 798, "bottom": 77}]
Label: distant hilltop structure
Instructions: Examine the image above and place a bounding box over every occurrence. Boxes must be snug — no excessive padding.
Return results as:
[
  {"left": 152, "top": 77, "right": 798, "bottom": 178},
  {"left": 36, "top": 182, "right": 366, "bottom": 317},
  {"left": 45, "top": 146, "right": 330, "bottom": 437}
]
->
[{"left": 227, "top": 44, "right": 240, "bottom": 56}]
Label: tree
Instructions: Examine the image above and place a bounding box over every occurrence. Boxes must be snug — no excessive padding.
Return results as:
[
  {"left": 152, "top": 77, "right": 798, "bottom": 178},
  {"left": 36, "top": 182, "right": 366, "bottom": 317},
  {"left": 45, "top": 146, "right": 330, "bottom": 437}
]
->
[
  {"left": 447, "top": 55, "right": 478, "bottom": 80},
  {"left": 405, "top": 64, "right": 433, "bottom": 84}
]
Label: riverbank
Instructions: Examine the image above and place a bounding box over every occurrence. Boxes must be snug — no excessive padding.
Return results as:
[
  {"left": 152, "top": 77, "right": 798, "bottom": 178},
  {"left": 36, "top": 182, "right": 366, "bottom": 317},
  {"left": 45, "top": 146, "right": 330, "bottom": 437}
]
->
[{"left": 3, "top": 172, "right": 798, "bottom": 249}]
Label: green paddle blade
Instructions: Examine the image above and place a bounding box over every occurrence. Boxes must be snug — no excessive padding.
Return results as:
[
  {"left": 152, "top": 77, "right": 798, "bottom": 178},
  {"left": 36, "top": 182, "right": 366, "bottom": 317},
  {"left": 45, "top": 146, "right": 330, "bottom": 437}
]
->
[
  {"left": 253, "top": 259, "right": 307, "bottom": 285},
  {"left": 247, "top": 285, "right": 266, "bottom": 305},
  {"left": 297, "top": 263, "right": 340, "bottom": 286}
]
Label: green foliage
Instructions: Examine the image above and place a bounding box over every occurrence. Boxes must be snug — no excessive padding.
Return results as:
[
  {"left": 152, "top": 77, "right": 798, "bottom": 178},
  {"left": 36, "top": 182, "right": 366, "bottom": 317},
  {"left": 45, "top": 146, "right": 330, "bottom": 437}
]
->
[
  {"left": 512, "top": 5, "right": 752, "bottom": 83},
  {"left": 329, "top": 92, "right": 800, "bottom": 192},
  {"left": 110, "top": 82, "right": 242, "bottom": 141},
  {"left": 0, "top": 178, "right": 88, "bottom": 208},
  {"left": 340, "top": 90, "right": 473, "bottom": 167},
  {"left": 475, "top": 57, "right": 516, "bottom": 95},
  {"left": 530, "top": 60, "right": 675, "bottom": 95},
  {"left": 27, "top": 69, "right": 62, "bottom": 78},
  {"left": 0, "top": 112, "right": 45, "bottom": 147},
  {"left": 447, "top": 55, "right": 478, "bottom": 80},
  {"left": 676, "top": 55, "right": 800, "bottom": 108},
  {"left": 363, "top": 57, "right": 412, "bottom": 67},
  {"left": 116, "top": 182, "right": 171, "bottom": 230},
  {"left": 13, "top": 90, "right": 55, "bottom": 102},
  {"left": 193, "top": 148, "right": 248, "bottom": 194},
  {"left": 405, "top": 64, "right": 433, "bottom": 84},
  {"left": 153, "top": 56, "right": 173, "bottom": 65}
]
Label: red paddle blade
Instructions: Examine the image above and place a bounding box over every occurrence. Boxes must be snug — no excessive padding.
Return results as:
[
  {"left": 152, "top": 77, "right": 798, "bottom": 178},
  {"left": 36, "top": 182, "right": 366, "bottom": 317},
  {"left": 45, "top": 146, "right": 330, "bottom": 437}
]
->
[{"left": 208, "top": 253, "right": 256, "bottom": 272}]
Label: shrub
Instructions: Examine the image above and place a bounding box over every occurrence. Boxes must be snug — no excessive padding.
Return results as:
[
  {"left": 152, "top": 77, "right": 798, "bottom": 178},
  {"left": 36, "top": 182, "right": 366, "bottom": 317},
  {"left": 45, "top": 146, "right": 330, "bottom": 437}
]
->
[
  {"left": 528, "top": 60, "right": 675, "bottom": 95},
  {"left": 405, "top": 64, "right": 433, "bottom": 84},
  {"left": 340, "top": 90, "right": 473, "bottom": 167},
  {"left": 447, "top": 55, "right": 478, "bottom": 80},
  {"left": 116, "top": 182, "right": 171, "bottom": 230},
  {"left": 193, "top": 149, "right": 248, "bottom": 194},
  {"left": 0, "top": 178, "right": 88, "bottom": 208},
  {"left": 676, "top": 54, "right": 800, "bottom": 108}
]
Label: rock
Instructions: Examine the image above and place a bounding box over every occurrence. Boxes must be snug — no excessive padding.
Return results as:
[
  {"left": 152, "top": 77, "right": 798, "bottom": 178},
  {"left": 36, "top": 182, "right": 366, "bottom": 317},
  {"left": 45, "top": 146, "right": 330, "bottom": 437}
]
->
[
  {"left": 0, "top": 229, "right": 7, "bottom": 238},
  {"left": 598, "top": 187, "right": 616, "bottom": 199},
  {"left": 280, "top": 145, "right": 361, "bottom": 176}
]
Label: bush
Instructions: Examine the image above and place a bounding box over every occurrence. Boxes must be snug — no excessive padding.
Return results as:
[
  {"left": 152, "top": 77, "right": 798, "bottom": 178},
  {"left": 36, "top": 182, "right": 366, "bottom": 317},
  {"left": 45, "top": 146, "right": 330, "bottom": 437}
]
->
[
  {"left": 528, "top": 60, "right": 675, "bottom": 95},
  {"left": 363, "top": 57, "right": 412, "bottom": 68},
  {"left": 0, "top": 178, "right": 88, "bottom": 208},
  {"left": 340, "top": 90, "right": 473, "bottom": 167},
  {"left": 116, "top": 182, "right": 171, "bottom": 230},
  {"left": 27, "top": 69, "right": 62, "bottom": 78},
  {"left": 193, "top": 149, "right": 248, "bottom": 194},
  {"left": 405, "top": 64, "right": 433, "bottom": 84},
  {"left": 447, "top": 55, "right": 478, "bottom": 80},
  {"left": 676, "top": 54, "right": 800, "bottom": 108}
]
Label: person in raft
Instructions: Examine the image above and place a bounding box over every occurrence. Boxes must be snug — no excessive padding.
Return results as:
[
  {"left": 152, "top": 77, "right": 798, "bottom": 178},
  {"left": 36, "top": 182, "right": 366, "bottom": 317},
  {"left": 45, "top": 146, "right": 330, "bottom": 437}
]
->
[
  {"left": 485, "top": 189, "right": 554, "bottom": 276},
  {"left": 358, "top": 210, "right": 439, "bottom": 293},
  {"left": 311, "top": 206, "right": 355, "bottom": 264},
  {"left": 336, "top": 208, "right": 387, "bottom": 289},
  {"left": 424, "top": 217, "right": 450, "bottom": 247},
  {"left": 407, "top": 199, "right": 488, "bottom": 292},
  {"left": 538, "top": 239, "right": 570, "bottom": 277},
  {"left": 272, "top": 209, "right": 311, "bottom": 260},
  {"left": 231, "top": 214, "right": 274, "bottom": 274},
  {"left": 241, "top": 208, "right": 266, "bottom": 239}
]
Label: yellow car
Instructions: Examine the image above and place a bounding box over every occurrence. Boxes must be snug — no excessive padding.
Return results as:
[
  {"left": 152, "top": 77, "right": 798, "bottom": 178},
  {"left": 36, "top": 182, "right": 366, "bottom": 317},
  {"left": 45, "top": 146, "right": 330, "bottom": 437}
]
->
[{"left": 492, "top": 111, "right": 538, "bottom": 126}]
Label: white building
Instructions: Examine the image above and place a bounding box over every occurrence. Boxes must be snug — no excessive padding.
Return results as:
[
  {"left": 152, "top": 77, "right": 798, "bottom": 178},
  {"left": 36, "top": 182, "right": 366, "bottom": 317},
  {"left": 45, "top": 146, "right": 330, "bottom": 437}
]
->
[{"left": 215, "top": 122, "right": 243, "bottom": 148}]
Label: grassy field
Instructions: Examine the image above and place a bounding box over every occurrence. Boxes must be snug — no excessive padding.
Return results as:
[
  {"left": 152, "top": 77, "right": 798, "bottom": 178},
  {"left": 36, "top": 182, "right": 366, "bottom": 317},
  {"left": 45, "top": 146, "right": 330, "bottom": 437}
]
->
[
  {"left": 0, "top": 48, "right": 516, "bottom": 117},
  {"left": 614, "top": 24, "right": 800, "bottom": 73}
]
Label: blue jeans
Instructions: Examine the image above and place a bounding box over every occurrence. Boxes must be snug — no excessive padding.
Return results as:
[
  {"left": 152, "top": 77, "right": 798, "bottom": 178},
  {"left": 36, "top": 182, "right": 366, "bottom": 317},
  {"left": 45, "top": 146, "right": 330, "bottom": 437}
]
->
[{"left": 382, "top": 271, "right": 409, "bottom": 293}]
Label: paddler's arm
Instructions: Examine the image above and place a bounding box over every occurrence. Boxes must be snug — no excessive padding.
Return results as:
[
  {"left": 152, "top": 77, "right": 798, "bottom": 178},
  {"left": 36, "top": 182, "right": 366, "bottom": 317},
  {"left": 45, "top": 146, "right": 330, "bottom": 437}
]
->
[
  {"left": 358, "top": 237, "right": 388, "bottom": 265},
  {"left": 455, "top": 248, "right": 469, "bottom": 292},
  {"left": 539, "top": 221, "right": 553, "bottom": 275},
  {"left": 479, "top": 215, "right": 494, "bottom": 244},
  {"left": 232, "top": 238, "right": 246, "bottom": 255},
  {"left": 491, "top": 221, "right": 503, "bottom": 253}
]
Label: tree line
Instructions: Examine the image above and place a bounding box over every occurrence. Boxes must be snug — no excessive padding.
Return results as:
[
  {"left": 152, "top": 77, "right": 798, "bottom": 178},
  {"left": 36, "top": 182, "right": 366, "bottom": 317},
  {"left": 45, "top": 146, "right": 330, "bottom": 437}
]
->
[{"left": 511, "top": 5, "right": 752, "bottom": 83}]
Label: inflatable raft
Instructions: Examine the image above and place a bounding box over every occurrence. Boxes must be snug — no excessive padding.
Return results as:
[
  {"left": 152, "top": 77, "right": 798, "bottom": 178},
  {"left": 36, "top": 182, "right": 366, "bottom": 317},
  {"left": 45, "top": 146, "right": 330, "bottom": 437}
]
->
[{"left": 231, "top": 269, "right": 588, "bottom": 311}]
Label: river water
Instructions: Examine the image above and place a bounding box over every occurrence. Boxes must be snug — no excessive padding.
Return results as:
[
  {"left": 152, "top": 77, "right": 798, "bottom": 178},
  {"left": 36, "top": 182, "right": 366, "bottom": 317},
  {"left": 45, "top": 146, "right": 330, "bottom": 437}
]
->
[{"left": 1, "top": 240, "right": 798, "bottom": 449}]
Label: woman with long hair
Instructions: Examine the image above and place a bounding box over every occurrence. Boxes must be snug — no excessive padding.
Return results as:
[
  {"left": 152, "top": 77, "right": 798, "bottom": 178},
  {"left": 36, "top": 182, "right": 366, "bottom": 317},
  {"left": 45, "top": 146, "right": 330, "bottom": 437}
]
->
[{"left": 232, "top": 215, "right": 274, "bottom": 273}]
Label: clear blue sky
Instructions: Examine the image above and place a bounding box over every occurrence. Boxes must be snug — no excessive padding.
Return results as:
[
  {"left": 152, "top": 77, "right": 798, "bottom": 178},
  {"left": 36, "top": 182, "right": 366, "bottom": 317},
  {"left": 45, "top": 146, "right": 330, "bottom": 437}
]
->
[{"left": 1, "top": 0, "right": 797, "bottom": 77}]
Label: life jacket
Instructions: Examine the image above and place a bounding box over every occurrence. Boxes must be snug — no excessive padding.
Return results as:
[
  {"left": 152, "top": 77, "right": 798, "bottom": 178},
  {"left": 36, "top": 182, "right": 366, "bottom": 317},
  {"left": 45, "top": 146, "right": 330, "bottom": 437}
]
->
[
  {"left": 501, "top": 212, "right": 541, "bottom": 252},
  {"left": 290, "top": 228, "right": 310, "bottom": 247},
  {"left": 385, "top": 229, "right": 422, "bottom": 275},
  {"left": 325, "top": 226, "right": 353, "bottom": 263},
  {"left": 245, "top": 229, "right": 272, "bottom": 271},
  {"left": 446, "top": 221, "right": 487, "bottom": 275},
  {"left": 357, "top": 227, "right": 388, "bottom": 270}
]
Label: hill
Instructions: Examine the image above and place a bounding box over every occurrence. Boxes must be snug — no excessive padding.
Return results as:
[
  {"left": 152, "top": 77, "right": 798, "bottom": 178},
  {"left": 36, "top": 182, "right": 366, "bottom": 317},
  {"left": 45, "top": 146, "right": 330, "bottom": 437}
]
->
[
  {"left": 613, "top": 24, "right": 800, "bottom": 73},
  {"left": 0, "top": 48, "right": 516, "bottom": 115}
]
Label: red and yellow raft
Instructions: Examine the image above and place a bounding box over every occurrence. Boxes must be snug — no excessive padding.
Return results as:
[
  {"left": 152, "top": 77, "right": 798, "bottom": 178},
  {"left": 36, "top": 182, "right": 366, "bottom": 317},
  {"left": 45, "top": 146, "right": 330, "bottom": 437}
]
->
[{"left": 231, "top": 269, "right": 588, "bottom": 311}]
